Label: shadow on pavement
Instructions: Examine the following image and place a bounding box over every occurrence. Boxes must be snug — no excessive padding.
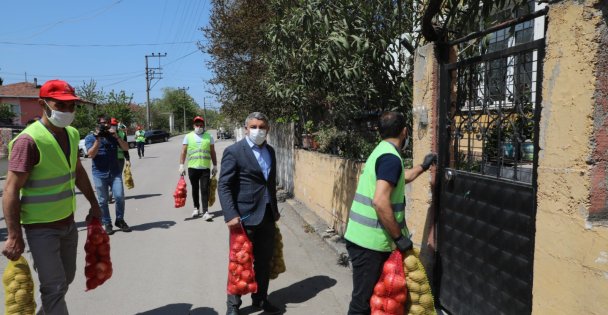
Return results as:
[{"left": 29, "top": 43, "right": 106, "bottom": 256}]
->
[
  {"left": 190, "top": 306, "right": 220, "bottom": 315},
  {"left": 130, "top": 220, "right": 176, "bottom": 231},
  {"left": 208, "top": 210, "right": 223, "bottom": 217},
  {"left": 135, "top": 303, "right": 218, "bottom": 315},
  {"left": 236, "top": 275, "right": 337, "bottom": 314},
  {"left": 125, "top": 193, "right": 162, "bottom": 200}
]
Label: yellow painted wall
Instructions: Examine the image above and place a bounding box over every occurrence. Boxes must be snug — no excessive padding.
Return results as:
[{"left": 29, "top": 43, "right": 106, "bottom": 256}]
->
[
  {"left": 408, "top": 43, "right": 440, "bottom": 258},
  {"left": 293, "top": 149, "right": 363, "bottom": 235},
  {"left": 533, "top": 1, "right": 608, "bottom": 314}
]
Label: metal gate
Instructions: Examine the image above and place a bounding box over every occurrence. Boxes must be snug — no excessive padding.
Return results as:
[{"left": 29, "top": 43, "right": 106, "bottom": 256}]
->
[{"left": 436, "top": 9, "right": 546, "bottom": 315}]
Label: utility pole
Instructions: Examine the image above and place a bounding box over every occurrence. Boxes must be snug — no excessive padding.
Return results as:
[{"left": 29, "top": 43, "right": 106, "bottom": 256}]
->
[
  {"left": 178, "top": 87, "right": 189, "bottom": 132},
  {"left": 203, "top": 96, "right": 207, "bottom": 122},
  {"left": 145, "top": 53, "right": 167, "bottom": 129}
]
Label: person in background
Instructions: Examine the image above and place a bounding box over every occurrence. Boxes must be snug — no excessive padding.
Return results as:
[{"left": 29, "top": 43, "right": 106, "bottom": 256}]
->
[
  {"left": 108, "top": 118, "right": 130, "bottom": 203},
  {"left": 179, "top": 116, "right": 217, "bottom": 220},
  {"left": 85, "top": 115, "right": 132, "bottom": 235},
  {"left": 344, "top": 111, "right": 436, "bottom": 315},
  {"left": 135, "top": 126, "right": 146, "bottom": 158},
  {"left": 2, "top": 79, "right": 102, "bottom": 314},
  {"left": 219, "top": 112, "right": 281, "bottom": 315}
]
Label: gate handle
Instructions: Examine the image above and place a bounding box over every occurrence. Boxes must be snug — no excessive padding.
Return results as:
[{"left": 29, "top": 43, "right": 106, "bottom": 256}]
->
[{"left": 445, "top": 169, "right": 456, "bottom": 182}]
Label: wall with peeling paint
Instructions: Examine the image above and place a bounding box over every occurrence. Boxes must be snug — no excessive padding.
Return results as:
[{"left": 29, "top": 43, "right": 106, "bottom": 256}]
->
[{"left": 533, "top": 1, "right": 608, "bottom": 314}]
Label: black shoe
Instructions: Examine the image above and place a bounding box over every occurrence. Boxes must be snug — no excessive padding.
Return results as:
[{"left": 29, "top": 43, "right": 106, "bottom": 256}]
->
[
  {"left": 104, "top": 224, "right": 114, "bottom": 235},
  {"left": 226, "top": 308, "right": 240, "bottom": 315},
  {"left": 252, "top": 299, "right": 281, "bottom": 314},
  {"left": 115, "top": 219, "right": 132, "bottom": 232},
  {"left": 109, "top": 197, "right": 115, "bottom": 204}
]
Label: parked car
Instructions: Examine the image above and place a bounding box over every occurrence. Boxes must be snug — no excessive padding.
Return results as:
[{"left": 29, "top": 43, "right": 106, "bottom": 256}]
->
[
  {"left": 79, "top": 139, "right": 88, "bottom": 158},
  {"left": 217, "top": 128, "right": 233, "bottom": 140},
  {"left": 144, "top": 130, "right": 170, "bottom": 144},
  {"left": 126, "top": 135, "right": 136, "bottom": 148}
]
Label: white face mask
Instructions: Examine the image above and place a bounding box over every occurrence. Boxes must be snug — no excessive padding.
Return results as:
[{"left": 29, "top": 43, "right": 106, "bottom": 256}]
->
[
  {"left": 248, "top": 128, "right": 267, "bottom": 145},
  {"left": 194, "top": 127, "right": 204, "bottom": 135},
  {"left": 44, "top": 100, "right": 75, "bottom": 128}
]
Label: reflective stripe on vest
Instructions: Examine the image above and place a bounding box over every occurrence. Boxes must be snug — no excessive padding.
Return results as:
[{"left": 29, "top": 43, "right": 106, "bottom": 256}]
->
[
  {"left": 8, "top": 121, "right": 78, "bottom": 224},
  {"left": 24, "top": 172, "right": 75, "bottom": 189},
  {"left": 352, "top": 193, "right": 405, "bottom": 213},
  {"left": 186, "top": 132, "right": 211, "bottom": 169},
  {"left": 21, "top": 189, "right": 75, "bottom": 204},
  {"left": 344, "top": 141, "right": 409, "bottom": 252}
]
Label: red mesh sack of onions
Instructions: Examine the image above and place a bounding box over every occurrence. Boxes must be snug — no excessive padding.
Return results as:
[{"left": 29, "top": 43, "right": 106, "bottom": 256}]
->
[
  {"left": 370, "top": 250, "right": 407, "bottom": 315},
  {"left": 84, "top": 217, "right": 113, "bottom": 291},
  {"left": 226, "top": 225, "right": 258, "bottom": 295},
  {"left": 173, "top": 176, "right": 187, "bottom": 208}
]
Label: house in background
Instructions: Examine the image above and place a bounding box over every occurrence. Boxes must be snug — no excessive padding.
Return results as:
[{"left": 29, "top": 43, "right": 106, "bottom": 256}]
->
[
  {"left": 0, "top": 79, "right": 96, "bottom": 126},
  {"left": 0, "top": 80, "right": 42, "bottom": 126}
]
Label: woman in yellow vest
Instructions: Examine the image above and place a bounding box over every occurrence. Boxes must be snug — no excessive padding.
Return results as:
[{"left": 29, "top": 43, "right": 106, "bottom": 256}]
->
[
  {"left": 344, "top": 111, "right": 436, "bottom": 315},
  {"left": 179, "top": 116, "right": 217, "bottom": 220},
  {"left": 2, "top": 79, "right": 102, "bottom": 314}
]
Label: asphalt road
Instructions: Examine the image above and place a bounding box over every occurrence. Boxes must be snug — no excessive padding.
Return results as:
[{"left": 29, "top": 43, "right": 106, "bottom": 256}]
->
[{"left": 0, "top": 130, "right": 352, "bottom": 315}]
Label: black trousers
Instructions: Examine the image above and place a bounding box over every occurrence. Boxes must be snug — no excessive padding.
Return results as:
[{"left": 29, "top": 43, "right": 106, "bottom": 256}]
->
[
  {"left": 346, "top": 239, "right": 391, "bottom": 315},
  {"left": 227, "top": 207, "right": 276, "bottom": 309},
  {"left": 136, "top": 142, "right": 145, "bottom": 157},
  {"left": 188, "top": 168, "right": 210, "bottom": 211}
]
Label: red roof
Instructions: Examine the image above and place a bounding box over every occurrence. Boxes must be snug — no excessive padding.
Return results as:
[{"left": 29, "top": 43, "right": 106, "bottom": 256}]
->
[{"left": 0, "top": 82, "right": 39, "bottom": 98}]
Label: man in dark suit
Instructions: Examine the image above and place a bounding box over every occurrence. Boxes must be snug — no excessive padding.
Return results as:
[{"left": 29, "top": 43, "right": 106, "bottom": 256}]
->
[{"left": 219, "top": 112, "right": 281, "bottom": 315}]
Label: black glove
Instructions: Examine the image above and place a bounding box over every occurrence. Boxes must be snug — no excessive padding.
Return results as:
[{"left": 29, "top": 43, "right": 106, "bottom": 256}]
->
[
  {"left": 393, "top": 235, "right": 413, "bottom": 252},
  {"left": 421, "top": 153, "right": 437, "bottom": 171}
]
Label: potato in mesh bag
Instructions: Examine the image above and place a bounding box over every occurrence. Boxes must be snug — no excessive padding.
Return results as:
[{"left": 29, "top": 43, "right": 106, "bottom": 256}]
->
[
  {"left": 208, "top": 175, "right": 218, "bottom": 207},
  {"left": 3, "top": 256, "right": 36, "bottom": 315},
  {"left": 403, "top": 249, "right": 436, "bottom": 315},
  {"left": 269, "top": 223, "right": 286, "bottom": 279}
]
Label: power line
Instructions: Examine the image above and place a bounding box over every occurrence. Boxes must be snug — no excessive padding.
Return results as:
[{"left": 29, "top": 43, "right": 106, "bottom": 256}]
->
[
  {"left": 0, "top": 41, "right": 195, "bottom": 47},
  {"left": 0, "top": 0, "right": 124, "bottom": 37}
]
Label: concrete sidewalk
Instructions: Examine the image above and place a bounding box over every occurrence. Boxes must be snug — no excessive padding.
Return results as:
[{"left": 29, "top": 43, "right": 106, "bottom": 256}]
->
[{"left": 282, "top": 199, "right": 350, "bottom": 268}]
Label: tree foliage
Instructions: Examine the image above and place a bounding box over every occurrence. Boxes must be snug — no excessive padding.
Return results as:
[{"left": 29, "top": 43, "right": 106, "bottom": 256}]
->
[
  {"left": 72, "top": 80, "right": 138, "bottom": 137},
  {"left": 0, "top": 103, "right": 17, "bottom": 125},
  {"left": 150, "top": 88, "right": 200, "bottom": 133},
  {"left": 202, "top": 0, "right": 534, "bottom": 159},
  {"left": 264, "top": 0, "right": 416, "bottom": 128},
  {"left": 202, "top": 0, "right": 283, "bottom": 123},
  {"left": 420, "top": 0, "right": 533, "bottom": 42}
]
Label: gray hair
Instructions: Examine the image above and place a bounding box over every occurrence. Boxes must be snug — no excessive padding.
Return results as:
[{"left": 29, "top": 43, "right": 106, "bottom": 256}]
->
[{"left": 244, "top": 112, "right": 269, "bottom": 126}]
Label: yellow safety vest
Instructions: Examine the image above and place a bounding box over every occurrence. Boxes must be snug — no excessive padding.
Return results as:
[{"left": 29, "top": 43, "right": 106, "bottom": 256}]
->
[
  {"left": 8, "top": 121, "right": 78, "bottom": 224},
  {"left": 186, "top": 132, "right": 212, "bottom": 169},
  {"left": 344, "top": 141, "right": 409, "bottom": 252}
]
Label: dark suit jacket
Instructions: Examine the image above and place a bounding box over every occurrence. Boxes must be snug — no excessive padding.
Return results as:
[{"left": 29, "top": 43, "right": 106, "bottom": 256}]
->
[{"left": 219, "top": 139, "right": 279, "bottom": 226}]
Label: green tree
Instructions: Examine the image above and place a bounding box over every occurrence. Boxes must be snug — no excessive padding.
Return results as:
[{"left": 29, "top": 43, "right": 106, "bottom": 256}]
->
[
  {"left": 262, "top": 0, "right": 417, "bottom": 158},
  {"left": 202, "top": 0, "right": 283, "bottom": 123},
  {"left": 151, "top": 88, "right": 199, "bottom": 132},
  {"left": 72, "top": 105, "right": 97, "bottom": 138},
  {"left": 75, "top": 79, "right": 106, "bottom": 104},
  {"left": 101, "top": 90, "right": 134, "bottom": 126},
  {"left": 73, "top": 80, "right": 140, "bottom": 136},
  {"left": 0, "top": 103, "right": 16, "bottom": 125}
]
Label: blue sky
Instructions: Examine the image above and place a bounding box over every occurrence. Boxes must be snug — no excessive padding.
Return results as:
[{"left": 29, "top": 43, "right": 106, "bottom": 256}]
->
[{"left": 0, "top": 0, "right": 216, "bottom": 110}]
